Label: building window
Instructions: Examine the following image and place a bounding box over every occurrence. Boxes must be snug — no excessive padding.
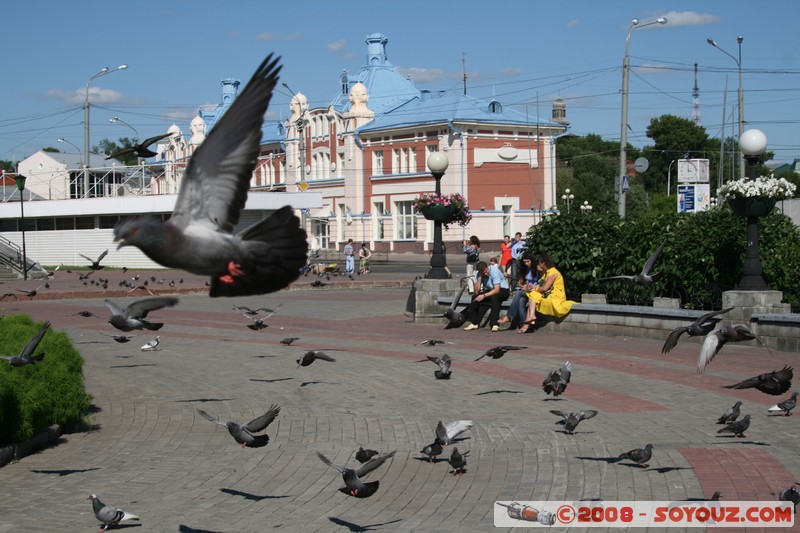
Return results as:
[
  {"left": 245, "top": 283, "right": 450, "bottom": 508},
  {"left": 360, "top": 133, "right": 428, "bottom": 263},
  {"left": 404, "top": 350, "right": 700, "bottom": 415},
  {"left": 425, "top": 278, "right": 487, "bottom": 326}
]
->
[
  {"left": 489, "top": 100, "right": 503, "bottom": 113},
  {"left": 312, "top": 219, "right": 329, "bottom": 249},
  {"left": 502, "top": 205, "right": 512, "bottom": 236},
  {"left": 374, "top": 201, "right": 385, "bottom": 240},
  {"left": 338, "top": 151, "right": 345, "bottom": 177},
  {"left": 373, "top": 151, "right": 384, "bottom": 175},
  {"left": 396, "top": 200, "right": 416, "bottom": 240}
]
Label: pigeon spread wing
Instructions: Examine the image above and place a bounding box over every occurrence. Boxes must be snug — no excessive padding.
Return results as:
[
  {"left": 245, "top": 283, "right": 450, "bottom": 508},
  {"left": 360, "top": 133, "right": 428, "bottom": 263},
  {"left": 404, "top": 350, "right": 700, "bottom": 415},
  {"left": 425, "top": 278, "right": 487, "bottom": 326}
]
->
[
  {"left": 698, "top": 332, "right": 722, "bottom": 374},
  {"left": 317, "top": 452, "right": 347, "bottom": 475},
  {"left": 169, "top": 55, "right": 281, "bottom": 233},
  {"left": 104, "top": 299, "right": 127, "bottom": 318},
  {"left": 662, "top": 326, "right": 689, "bottom": 354},
  {"left": 197, "top": 409, "right": 229, "bottom": 428},
  {"left": 355, "top": 450, "right": 396, "bottom": 478},
  {"left": 641, "top": 238, "right": 667, "bottom": 276},
  {"left": 126, "top": 297, "right": 180, "bottom": 319},
  {"left": 20, "top": 321, "right": 50, "bottom": 359},
  {"left": 244, "top": 404, "right": 281, "bottom": 432}
]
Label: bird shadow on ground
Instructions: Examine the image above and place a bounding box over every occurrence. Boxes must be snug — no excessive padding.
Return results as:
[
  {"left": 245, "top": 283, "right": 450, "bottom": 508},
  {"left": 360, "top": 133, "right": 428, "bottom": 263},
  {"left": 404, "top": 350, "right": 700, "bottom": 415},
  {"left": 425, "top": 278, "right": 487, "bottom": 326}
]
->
[
  {"left": 30, "top": 467, "right": 100, "bottom": 476},
  {"left": 327, "top": 516, "right": 403, "bottom": 531},
  {"left": 115, "top": 355, "right": 134, "bottom": 359},
  {"left": 412, "top": 457, "right": 448, "bottom": 464},
  {"left": 252, "top": 355, "right": 278, "bottom": 358},
  {"left": 712, "top": 438, "right": 770, "bottom": 446},
  {"left": 652, "top": 466, "right": 691, "bottom": 474},
  {"left": 179, "top": 525, "right": 222, "bottom": 533},
  {"left": 175, "top": 398, "right": 234, "bottom": 403},
  {"left": 542, "top": 397, "right": 567, "bottom": 402},
  {"left": 219, "top": 488, "right": 291, "bottom": 501},
  {"left": 301, "top": 381, "right": 339, "bottom": 387},
  {"left": 103, "top": 525, "right": 140, "bottom": 531},
  {"left": 250, "top": 377, "right": 294, "bottom": 383},
  {"left": 474, "top": 390, "right": 522, "bottom": 396},
  {"left": 555, "top": 430, "right": 595, "bottom": 436},
  {"left": 575, "top": 456, "right": 622, "bottom": 464},
  {"left": 109, "top": 364, "right": 157, "bottom": 368}
]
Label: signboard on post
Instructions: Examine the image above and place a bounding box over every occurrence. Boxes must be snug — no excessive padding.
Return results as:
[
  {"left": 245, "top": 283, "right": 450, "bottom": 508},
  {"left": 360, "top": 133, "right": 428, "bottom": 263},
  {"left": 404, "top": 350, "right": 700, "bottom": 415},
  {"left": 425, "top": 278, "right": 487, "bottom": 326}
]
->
[
  {"left": 621, "top": 175, "right": 630, "bottom": 193},
  {"left": 677, "top": 184, "right": 711, "bottom": 213},
  {"left": 677, "top": 159, "right": 710, "bottom": 183}
]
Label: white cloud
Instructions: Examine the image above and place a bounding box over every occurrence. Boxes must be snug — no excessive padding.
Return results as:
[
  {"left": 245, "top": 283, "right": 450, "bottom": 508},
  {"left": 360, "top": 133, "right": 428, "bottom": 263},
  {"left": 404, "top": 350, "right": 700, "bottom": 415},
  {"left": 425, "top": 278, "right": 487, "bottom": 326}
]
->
[
  {"left": 501, "top": 67, "right": 523, "bottom": 77},
  {"left": 659, "top": 11, "right": 719, "bottom": 27},
  {"left": 256, "top": 32, "right": 276, "bottom": 41},
  {"left": 327, "top": 39, "right": 348, "bottom": 52},
  {"left": 44, "top": 87, "right": 125, "bottom": 106},
  {"left": 566, "top": 19, "right": 579, "bottom": 29},
  {"left": 396, "top": 67, "right": 459, "bottom": 84},
  {"left": 634, "top": 63, "right": 670, "bottom": 75}
]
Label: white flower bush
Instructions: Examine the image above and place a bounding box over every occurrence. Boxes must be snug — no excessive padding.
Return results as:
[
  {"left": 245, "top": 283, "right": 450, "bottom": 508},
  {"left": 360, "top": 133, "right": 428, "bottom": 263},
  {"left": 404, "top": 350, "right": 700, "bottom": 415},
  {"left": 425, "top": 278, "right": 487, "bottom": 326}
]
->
[{"left": 718, "top": 175, "right": 796, "bottom": 200}]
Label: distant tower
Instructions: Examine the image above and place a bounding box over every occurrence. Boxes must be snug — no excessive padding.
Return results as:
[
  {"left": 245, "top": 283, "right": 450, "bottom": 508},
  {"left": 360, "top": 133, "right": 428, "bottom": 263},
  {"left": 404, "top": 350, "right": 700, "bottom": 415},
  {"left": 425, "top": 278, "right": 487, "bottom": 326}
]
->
[
  {"left": 552, "top": 97, "right": 569, "bottom": 125},
  {"left": 692, "top": 62, "right": 701, "bottom": 125}
]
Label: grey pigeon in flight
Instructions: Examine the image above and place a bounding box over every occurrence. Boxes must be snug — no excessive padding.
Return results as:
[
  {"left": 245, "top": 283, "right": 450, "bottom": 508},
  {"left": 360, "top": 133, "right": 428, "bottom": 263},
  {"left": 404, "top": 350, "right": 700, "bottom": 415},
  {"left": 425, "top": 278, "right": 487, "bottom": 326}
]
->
[
  {"left": 448, "top": 447, "right": 468, "bottom": 475},
  {"left": 79, "top": 249, "right": 109, "bottom": 270},
  {"left": 297, "top": 350, "right": 336, "bottom": 367},
  {"left": 599, "top": 238, "right": 667, "bottom": 285},
  {"left": 105, "top": 132, "right": 173, "bottom": 160},
  {"left": 436, "top": 419, "right": 473, "bottom": 446},
  {"left": 280, "top": 337, "right": 300, "bottom": 346},
  {"left": 105, "top": 297, "right": 179, "bottom": 331},
  {"left": 418, "top": 339, "right": 454, "bottom": 346},
  {"left": 697, "top": 324, "right": 773, "bottom": 374},
  {"left": 317, "top": 450, "right": 396, "bottom": 497},
  {"left": 113, "top": 54, "right": 307, "bottom": 297},
  {"left": 197, "top": 404, "right": 280, "bottom": 448},
  {"left": 768, "top": 391, "right": 798, "bottom": 416},
  {"left": 475, "top": 345, "right": 526, "bottom": 361},
  {"left": 88, "top": 494, "right": 140, "bottom": 532},
  {"left": 717, "top": 401, "right": 743, "bottom": 424},
  {"left": 542, "top": 361, "right": 572, "bottom": 396},
  {"left": 717, "top": 414, "right": 750, "bottom": 438},
  {"left": 99, "top": 332, "right": 139, "bottom": 343},
  {"left": 661, "top": 307, "right": 734, "bottom": 354},
  {"left": 232, "top": 305, "right": 274, "bottom": 316},
  {"left": 0, "top": 321, "right": 49, "bottom": 367},
  {"left": 355, "top": 446, "right": 379, "bottom": 464},
  {"left": 617, "top": 443, "right": 653, "bottom": 468},
  {"left": 420, "top": 354, "right": 452, "bottom": 379},
  {"left": 551, "top": 409, "right": 598, "bottom": 434},
  {"left": 724, "top": 366, "right": 793, "bottom": 396}
]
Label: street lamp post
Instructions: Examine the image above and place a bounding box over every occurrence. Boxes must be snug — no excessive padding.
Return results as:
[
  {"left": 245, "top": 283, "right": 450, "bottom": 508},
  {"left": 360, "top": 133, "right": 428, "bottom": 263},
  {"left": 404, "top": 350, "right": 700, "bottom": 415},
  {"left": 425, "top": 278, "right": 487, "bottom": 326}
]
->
[
  {"left": 561, "top": 188, "right": 574, "bottom": 213},
  {"left": 84, "top": 64, "right": 127, "bottom": 198},
  {"left": 737, "top": 128, "right": 769, "bottom": 291},
  {"left": 109, "top": 116, "right": 139, "bottom": 142},
  {"left": 618, "top": 17, "right": 667, "bottom": 218},
  {"left": 579, "top": 200, "right": 593, "bottom": 213},
  {"left": 14, "top": 175, "right": 28, "bottom": 280},
  {"left": 57, "top": 137, "right": 83, "bottom": 199},
  {"left": 426, "top": 152, "right": 450, "bottom": 280},
  {"left": 667, "top": 159, "right": 676, "bottom": 196},
  {"left": 707, "top": 36, "right": 744, "bottom": 180}
]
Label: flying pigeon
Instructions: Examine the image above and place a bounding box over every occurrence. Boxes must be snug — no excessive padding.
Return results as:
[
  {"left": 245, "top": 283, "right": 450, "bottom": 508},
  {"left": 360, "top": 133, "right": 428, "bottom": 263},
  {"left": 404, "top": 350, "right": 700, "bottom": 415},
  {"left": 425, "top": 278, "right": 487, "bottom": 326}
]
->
[
  {"left": 661, "top": 307, "right": 734, "bottom": 354},
  {"left": 105, "top": 132, "right": 173, "bottom": 160},
  {"left": 551, "top": 409, "right": 598, "bottom": 434},
  {"left": 15, "top": 283, "right": 46, "bottom": 297},
  {"left": 105, "top": 297, "right": 179, "bottom": 331},
  {"left": 779, "top": 486, "right": 800, "bottom": 507},
  {"left": 99, "top": 332, "right": 139, "bottom": 343},
  {"left": 697, "top": 324, "right": 773, "bottom": 374},
  {"left": 0, "top": 320, "right": 49, "bottom": 367},
  {"left": 233, "top": 305, "right": 275, "bottom": 316},
  {"left": 79, "top": 249, "right": 109, "bottom": 270},
  {"left": 280, "top": 337, "right": 300, "bottom": 346},
  {"left": 542, "top": 361, "right": 572, "bottom": 396},
  {"left": 724, "top": 366, "right": 793, "bottom": 396},
  {"left": 474, "top": 345, "right": 526, "bottom": 361},
  {"left": 197, "top": 404, "right": 280, "bottom": 448},
  {"left": 72, "top": 310, "right": 99, "bottom": 318},
  {"left": 599, "top": 238, "right": 666, "bottom": 285},
  {"left": 435, "top": 419, "right": 473, "bottom": 446},
  {"left": 297, "top": 350, "right": 336, "bottom": 367},
  {"left": 448, "top": 447, "right": 468, "bottom": 475},
  {"left": 87, "top": 494, "right": 140, "bottom": 533},
  {"left": 420, "top": 354, "right": 452, "bottom": 379},
  {"left": 420, "top": 440, "right": 443, "bottom": 462},
  {"left": 768, "top": 391, "right": 798, "bottom": 416},
  {"left": 418, "top": 339, "right": 454, "bottom": 346},
  {"left": 717, "top": 414, "right": 750, "bottom": 438},
  {"left": 717, "top": 401, "right": 743, "bottom": 424},
  {"left": 710, "top": 491, "right": 723, "bottom": 501},
  {"left": 140, "top": 336, "right": 160, "bottom": 351},
  {"left": 317, "top": 450, "right": 396, "bottom": 497},
  {"left": 617, "top": 444, "right": 653, "bottom": 468},
  {"left": 112, "top": 54, "right": 308, "bottom": 297},
  {"left": 355, "top": 446, "right": 379, "bottom": 464}
]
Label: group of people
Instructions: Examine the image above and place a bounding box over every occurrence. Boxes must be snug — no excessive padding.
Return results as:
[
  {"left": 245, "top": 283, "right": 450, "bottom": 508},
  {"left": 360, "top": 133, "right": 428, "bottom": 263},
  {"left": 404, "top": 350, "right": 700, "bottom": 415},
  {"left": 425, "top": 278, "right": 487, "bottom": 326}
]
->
[
  {"left": 343, "top": 239, "right": 372, "bottom": 275},
  {"left": 461, "top": 233, "right": 576, "bottom": 333}
]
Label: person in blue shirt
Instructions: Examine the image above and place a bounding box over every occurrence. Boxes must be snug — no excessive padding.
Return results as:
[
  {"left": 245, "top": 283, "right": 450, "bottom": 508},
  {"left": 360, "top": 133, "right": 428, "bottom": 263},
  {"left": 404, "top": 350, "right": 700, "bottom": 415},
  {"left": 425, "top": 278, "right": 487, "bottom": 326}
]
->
[
  {"left": 497, "top": 252, "right": 538, "bottom": 331},
  {"left": 509, "top": 232, "right": 526, "bottom": 284},
  {"left": 463, "top": 260, "right": 511, "bottom": 332}
]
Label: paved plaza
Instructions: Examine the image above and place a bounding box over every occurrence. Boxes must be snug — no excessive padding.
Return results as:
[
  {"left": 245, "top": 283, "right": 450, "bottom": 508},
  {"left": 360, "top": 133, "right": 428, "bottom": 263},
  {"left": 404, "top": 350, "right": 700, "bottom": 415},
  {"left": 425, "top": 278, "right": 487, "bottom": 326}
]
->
[{"left": 0, "top": 268, "right": 798, "bottom": 532}]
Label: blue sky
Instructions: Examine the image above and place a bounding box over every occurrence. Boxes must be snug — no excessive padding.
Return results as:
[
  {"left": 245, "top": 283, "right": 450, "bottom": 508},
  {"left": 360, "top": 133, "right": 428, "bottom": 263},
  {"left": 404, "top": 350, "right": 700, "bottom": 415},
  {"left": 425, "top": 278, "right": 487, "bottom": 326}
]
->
[{"left": 1, "top": 0, "right": 798, "bottom": 165}]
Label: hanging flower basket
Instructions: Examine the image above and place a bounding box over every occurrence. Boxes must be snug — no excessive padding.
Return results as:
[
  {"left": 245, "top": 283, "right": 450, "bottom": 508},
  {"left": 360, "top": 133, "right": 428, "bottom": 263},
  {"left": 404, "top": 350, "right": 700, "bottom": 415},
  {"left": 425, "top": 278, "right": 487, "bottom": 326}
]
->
[
  {"left": 412, "top": 192, "right": 472, "bottom": 229},
  {"left": 420, "top": 204, "right": 457, "bottom": 222},
  {"left": 727, "top": 196, "right": 777, "bottom": 218}
]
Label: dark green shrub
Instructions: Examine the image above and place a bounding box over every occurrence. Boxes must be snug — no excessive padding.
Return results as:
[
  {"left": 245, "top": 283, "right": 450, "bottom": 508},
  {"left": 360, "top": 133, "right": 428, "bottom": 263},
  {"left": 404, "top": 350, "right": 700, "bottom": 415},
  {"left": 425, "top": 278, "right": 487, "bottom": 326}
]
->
[{"left": 0, "top": 315, "right": 91, "bottom": 445}]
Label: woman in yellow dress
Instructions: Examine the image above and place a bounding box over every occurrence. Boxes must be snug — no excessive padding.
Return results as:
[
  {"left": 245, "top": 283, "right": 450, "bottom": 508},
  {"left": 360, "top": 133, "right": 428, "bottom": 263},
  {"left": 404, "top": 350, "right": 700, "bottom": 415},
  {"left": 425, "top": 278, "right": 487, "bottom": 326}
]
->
[{"left": 519, "top": 254, "right": 577, "bottom": 333}]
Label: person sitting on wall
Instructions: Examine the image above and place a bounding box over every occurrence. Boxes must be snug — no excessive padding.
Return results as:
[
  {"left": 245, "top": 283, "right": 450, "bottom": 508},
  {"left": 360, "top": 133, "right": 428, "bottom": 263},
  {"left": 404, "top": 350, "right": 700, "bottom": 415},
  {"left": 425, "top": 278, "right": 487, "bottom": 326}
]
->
[
  {"left": 519, "top": 254, "right": 577, "bottom": 334},
  {"left": 463, "top": 260, "right": 510, "bottom": 332}
]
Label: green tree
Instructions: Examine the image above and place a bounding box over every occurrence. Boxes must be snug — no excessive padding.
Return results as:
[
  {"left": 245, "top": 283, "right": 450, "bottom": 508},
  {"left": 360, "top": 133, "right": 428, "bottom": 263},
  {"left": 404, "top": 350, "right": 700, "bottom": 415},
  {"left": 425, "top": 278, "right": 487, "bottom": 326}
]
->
[
  {"left": 42, "top": 147, "right": 60, "bottom": 153},
  {"left": 0, "top": 160, "right": 15, "bottom": 173}
]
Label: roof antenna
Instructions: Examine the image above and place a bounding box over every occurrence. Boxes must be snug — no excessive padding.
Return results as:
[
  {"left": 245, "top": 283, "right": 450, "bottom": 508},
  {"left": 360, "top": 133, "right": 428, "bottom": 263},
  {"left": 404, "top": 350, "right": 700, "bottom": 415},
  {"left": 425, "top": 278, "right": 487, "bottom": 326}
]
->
[{"left": 461, "top": 52, "right": 467, "bottom": 95}]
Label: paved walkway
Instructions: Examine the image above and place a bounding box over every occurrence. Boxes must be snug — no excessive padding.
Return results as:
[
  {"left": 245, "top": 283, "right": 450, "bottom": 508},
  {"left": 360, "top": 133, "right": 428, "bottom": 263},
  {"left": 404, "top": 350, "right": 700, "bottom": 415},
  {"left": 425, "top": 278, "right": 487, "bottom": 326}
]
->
[{"left": 0, "top": 267, "right": 798, "bottom": 532}]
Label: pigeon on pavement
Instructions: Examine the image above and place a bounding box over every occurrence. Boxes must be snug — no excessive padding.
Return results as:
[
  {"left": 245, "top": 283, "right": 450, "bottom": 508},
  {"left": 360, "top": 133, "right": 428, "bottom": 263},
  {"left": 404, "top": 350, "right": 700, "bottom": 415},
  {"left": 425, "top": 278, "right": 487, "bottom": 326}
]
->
[
  {"left": 419, "top": 354, "right": 452, "bottom": 379},
  {"left": 661, "top": 307, "right": 734, "bottom": 354},
  {"left": 599, "top": 238, "right": 667, "bottom": 285},
  {"left": 99, "top": 332, "right": 139, "bottom": 343},
  {"left": 768, "top": 392, "right": 798, "bottom": 416},
  {"left": 113, "top": 53, "right": 307, "bottom": 297},
  {"left": 717, "top": 414, "right": 750, "bottom": 438},
  {"left": 439, "top": 281, "right": 469, "bottom": 329},
  {"left": 698, "top": 324, "right": 773, "bottom": 374},
  {"left": 436, "top": 420, "right": 473, "bottom": 446},
  {"left": 140, "top": 336, "right": 160, "bottom": 351},
  {"left": 420, "top": 440, "right": 443, "bottom": 462},
  {"left": 724, "top": 366, "right": 793, "bottom": 396},
  {"left": 106, "top": 132, "right": 173, "bottom": 160},
  {"left": 551, "top": 410, "right": 598, "bottom": 434},
  {"left": 197, "top": 405, "right": 280, "bottom": 448},
  {"left": 0, "top": 321, "right": 49, "bottom": 367},
  {"left": 317, "top": 450, "right": 396, "bottom": 497},
  {"left": 80, "top": 249, "right": 109, "bottom": 270},
  {"left": 105, "top": 297, "right": 179, "bottom": 332},
  {"left": 474, "top": 345, "right": 526, "bottom": 361},
  {"left": 280, "top": 337, "right": 300, "bottom": 346},
  {"left": 617, "top": 444, "right": 653, "bottom": 468},
  {"left": 717, "top": 401, "right": 743, "bottom": 424},
  {"left": 448, "top": 447, "right": 468, "bottom": 475},
  {"left": 297, "top": 350, "right": 336, "bottom": 367},
  {"left": 542, "top": 361, "right": 572, "bottom": 396},
  {"left": 88, "top": 494, "right": 140, "bottom": 533},
  {"left": 355, "top": 446, "right": 379, "bottom": 464},
  {"left": 310, "top": 280, "right": 326, "bottom": 288},
  {"left": 779, "top": 486, "right": 800, "bottom": 507}
]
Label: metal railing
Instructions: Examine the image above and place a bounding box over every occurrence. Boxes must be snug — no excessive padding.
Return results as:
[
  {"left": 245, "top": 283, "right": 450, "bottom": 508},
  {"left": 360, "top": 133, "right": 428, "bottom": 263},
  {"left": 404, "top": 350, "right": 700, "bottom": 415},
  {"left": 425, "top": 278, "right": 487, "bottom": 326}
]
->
[{"left": 0, "top": 234, "right": 24, "bottom": 275}]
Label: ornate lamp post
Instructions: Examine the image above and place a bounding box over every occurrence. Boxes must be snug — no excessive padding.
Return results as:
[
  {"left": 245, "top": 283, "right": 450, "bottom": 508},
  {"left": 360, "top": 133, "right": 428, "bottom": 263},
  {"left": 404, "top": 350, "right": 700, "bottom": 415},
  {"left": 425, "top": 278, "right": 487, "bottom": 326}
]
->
[
  {"left": 14, "top": 174, "right": 28, "bottom": 280},
  {"left": 734, "top": 128, "right": 769, "bottom": 290},
  {"left": 579, "top": 200, "right": 593, "bottom": 213},
  {"left": 561, "top": 188, "right": 574, "bottom": 213},
  {"left": 425, "top": 152, "right": 450, "bottom": 279}
]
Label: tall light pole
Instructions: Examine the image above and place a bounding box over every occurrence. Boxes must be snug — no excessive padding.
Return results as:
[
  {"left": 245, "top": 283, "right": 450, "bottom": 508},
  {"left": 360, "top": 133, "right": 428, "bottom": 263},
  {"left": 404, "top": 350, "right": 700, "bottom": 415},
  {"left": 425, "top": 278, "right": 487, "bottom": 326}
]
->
[
  {"left": 14, "top": 174, "right": 28, "bottom": 280},
  {"left": 707, "top": 36, "right": 744, "bottom": 180},
  {"left": 109, "top": 116, "right": 139, "bottom": 142},
  {"left": 667, "top": 159, "right": 676, "bottom": 196},
  {"left": 426, "top": 152, "right": 450, "bottom": 279},
  {"left": 561, "top": 188, "right": 574, "bottom": 213},
  {"left": 58, "top": 137, "right": 82, "bottom": 199},
  {"left": 84, "top": 64, "right": 127, "bottom": 198},
  {"left": 618, "top": 17, "right": 667, "bottom": 218}
]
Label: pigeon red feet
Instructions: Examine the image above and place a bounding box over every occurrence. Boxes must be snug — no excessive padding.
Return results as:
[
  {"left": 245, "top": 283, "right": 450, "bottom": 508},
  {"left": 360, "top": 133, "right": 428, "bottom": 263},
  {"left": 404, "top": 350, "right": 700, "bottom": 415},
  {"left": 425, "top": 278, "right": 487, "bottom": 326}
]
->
[{"left": 218, "top": 261, "right": 245, "bottom": 284}]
